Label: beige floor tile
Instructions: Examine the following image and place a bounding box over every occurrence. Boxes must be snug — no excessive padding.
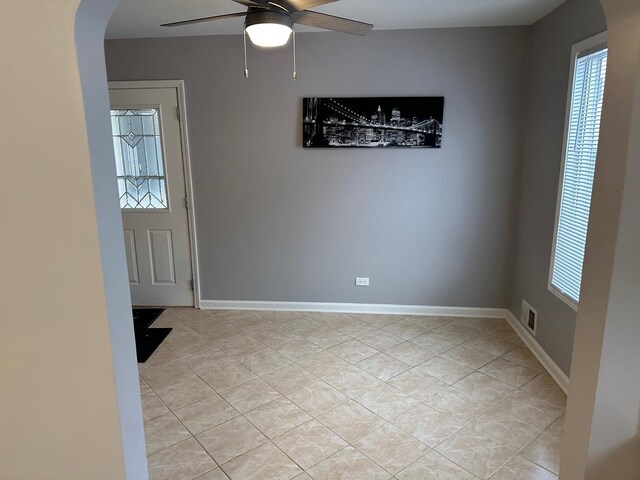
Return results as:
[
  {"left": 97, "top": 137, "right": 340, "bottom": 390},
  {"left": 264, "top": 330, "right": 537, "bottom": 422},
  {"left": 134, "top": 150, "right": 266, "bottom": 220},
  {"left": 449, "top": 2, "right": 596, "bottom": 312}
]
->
[
  {"left": 486, "top": 391, "right": 564, "bottom": 431},
  {"left": 240, "top": 348, "right": 292, "bottom": 376},
  {"left": 520, "top": 374, "right": 567, "bottom": 408},
  {"left": 357, "top": 330, "right": 405, "bottom": 351},
  {"left": 322, "top": 365, "right": 382, "bottom": 398},
  {"left": 244, "top": 398, "right": 312, "bottom": 438},
  {"left": 416, "top": 356, "right": 474, "bottom": 384},
  {"left": 200, "top": 324, "right": 241, "bottom": 340},
  {"left": 452, "top": 372, "right": 517, "bottom": 403},
  {"left": 442, "top": 345, "right": 497, "bottom": 370},
  {"left": 502, "top": 347, "right": 544, "bottom": 373},
  {"left": 219, "top": 378, "right": 281, "bottom": 413},
  {"left": 213, "top": 333, "right": 268, "bottom": 359},
  {"left": 424, "top": 387, "right": 493, "bottom": 424},
  {"left": 196, "top": 416, "right": 267, "bottom": 465},
  {"left": 353, "top": 314, "right": 402, "bottom": 328},
  {"left": 140, "top": 376, "right": 152, "bottom": 395},
  {"left": 287, "top": 381, "right": 349, "bottom": 417},
  {"left": 353, "top": 424, "right": 428, "bottom": 475},
  {"left": 489, "top": 454, "right": 558, "bottom": 480},
  {"left": 273, "top": 420, "right": 348, "bottom": 470},
  {"left": 173, "top": 395, "right": 239, "bottom": 435},
  {"left": 388, "top": 368, "right": 448, "bottom": 401},
  {"left": 546, "top": 416, "right": 564, "bottom": 438},
  {"left": 147, "top": 437, "right": 216, "bottom": 480},
  {"left": 194, "top": 469, "right": 230, "bottom": 479},
  {"left": 278, "top": 317, "right": 325, "bottom": 337},
  {"left": 306, "top": 446, "right": 391, "bottom": 480},
  {"left": 435, "top": 429, "right": 518, "bottom": 479},
  {"left": 520, "top": 431, "right": 562, "bottom": 475},
  {"left": 317, "top": 400, "right": 385, "bottom": 442},
  {"left": 138, "top": 345, "right": 180, "bottom": 372},
  {"left": 261, "top": 363, "right": 317, "bottom": 394},
  {"left": 215, "top": 310, "right": 263, "bottom": 323},
  {"left": 140, "top": 359, "right": 197, "bottom": 390},
  {"left": 381, "top": 320, "right": 428, "bottom": 340},
  {"left": 237, "top": 318, "right": 276, "bottom": 335},
  {"left": 465, "top": 333, "right": 518, "bottom": 357},
  {"left": 305, "top": 327, "right": 353, "bottom": 349},
  {"left": 396, "top": 450, "right": 477, "bottom": 480},
  {"left": 297, "top": 351, "right": 350, "bottom": 377},
  {"left": 144, "top": 412, "right": 192, "bottom": 455},
  {"left": 467, "top": 413, "right": 541, "bottom": 450},
  {"left": 250, "top": 328, "right": 299, "bottom": 349},
  {"left": 154, "top": 376, "right": 216, "bottom": 410},
  {"left": 392, "top": 403, "right": 463, "bottom": 447},
  {"left": 479, "top": 358, "right": 539, "bottom": 388},
  {"left": 308, "top": 312, "right": 353, "bottom": 328},
  {"left": 453, "top": 317, "right": 507, "bottom": 333},
  {"left": 328, "top": 340, "right": 379, "bottom": 364},
  {"left": 356, "top": 353, "right": 411, "bottom": 381},
  {"left": 403, "top": 315, "right": 452, "bottom": 330},
  {"left": 140, "top": 310, "right": 565, "bottom": 480},
  {"left": 221, "top": 442, "right": 302, "bottom": 480},
  {"left": 410, "top": 332, "right": 460, "bottom": 354},
  {"left": 199, "top": 359, "right": 257, "bottom": 392},
  {"left": 433, "top": 322, "right": 483, "bottom": 343},
  {"left": 277, "top": 339, "right": 323, "bottom": 362},
  {"left": 492, "top": 327, "right": 523, "bottom": 345},
  {"left": 336, "top": 318, "right": 377, "bottom": 337},
  {"left": 384, "top": 341, "right": 437, "bottom": 366},
  {"left": 165, "top": 331, "right": 214, "bottom": 358},
  {"left": 181, "top": 348, "right": 230, "bottom": 373},
  {"left": 262, "top": 311, "right": 307, "bottom": 321},
  {"left": 142, "top": 392, "right": 170, "bottom": 422},
  {"left": 185, "top": 316, "right": 237, "bottom": 337}
]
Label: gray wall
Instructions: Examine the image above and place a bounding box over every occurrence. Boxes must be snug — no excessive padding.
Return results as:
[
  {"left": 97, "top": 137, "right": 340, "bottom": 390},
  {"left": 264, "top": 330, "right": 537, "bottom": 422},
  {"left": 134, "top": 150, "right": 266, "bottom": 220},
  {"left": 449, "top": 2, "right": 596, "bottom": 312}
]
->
[
  {"left": 106, "top": 27, "right": 527, "bottom": 307},
  {"left": 508, "top": 0, "right": 606, "bottom": 375}
]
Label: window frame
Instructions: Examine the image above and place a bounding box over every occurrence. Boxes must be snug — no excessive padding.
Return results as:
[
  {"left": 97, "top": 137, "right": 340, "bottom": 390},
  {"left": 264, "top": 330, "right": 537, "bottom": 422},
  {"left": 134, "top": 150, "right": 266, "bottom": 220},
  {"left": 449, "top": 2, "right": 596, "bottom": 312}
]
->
[{"left": 548, "top": 31, "right": 608, "bottom": 311}]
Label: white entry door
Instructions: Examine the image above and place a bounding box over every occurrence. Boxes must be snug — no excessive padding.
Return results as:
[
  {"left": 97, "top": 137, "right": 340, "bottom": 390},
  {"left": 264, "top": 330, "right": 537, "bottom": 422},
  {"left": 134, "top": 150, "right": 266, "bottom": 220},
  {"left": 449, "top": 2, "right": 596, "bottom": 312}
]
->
[{"left": 109, "top": 86, "right": 194, "bottom": 306}]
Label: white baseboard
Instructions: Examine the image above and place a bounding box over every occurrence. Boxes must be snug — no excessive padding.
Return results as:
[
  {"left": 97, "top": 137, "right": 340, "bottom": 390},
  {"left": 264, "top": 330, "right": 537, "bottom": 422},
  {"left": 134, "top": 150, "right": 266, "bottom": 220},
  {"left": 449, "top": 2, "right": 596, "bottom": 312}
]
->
[
  {"left": 199, "top": 300, "right": 506, "bottom": 318},
  {"left": 199, "top": 299, "right": 569, "bottom": 394},
  {"left": 504, "top": 310, "right": 570, "bottom": 394}
]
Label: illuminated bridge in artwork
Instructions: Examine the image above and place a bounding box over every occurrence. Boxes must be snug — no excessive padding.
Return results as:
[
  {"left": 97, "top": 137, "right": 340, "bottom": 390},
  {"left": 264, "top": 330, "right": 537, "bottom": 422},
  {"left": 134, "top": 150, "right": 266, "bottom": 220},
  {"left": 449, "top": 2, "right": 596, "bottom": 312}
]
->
[{"left": 303, "top": 97, "right": 443, "bottom": 148}]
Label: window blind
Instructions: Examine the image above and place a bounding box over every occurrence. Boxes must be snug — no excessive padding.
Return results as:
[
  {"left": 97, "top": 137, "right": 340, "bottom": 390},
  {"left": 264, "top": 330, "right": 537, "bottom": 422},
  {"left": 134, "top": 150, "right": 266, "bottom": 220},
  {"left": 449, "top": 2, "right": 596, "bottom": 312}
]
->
[{"left": 551, "top": 47, "right": 608, "bottom": 304}]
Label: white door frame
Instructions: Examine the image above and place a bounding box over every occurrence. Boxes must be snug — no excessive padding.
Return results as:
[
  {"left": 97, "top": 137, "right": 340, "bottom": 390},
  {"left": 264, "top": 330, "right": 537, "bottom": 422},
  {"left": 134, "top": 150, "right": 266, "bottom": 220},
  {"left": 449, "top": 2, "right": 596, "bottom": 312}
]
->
[{"left": 108, "top": 80, "right": 201, "bottom": 308}]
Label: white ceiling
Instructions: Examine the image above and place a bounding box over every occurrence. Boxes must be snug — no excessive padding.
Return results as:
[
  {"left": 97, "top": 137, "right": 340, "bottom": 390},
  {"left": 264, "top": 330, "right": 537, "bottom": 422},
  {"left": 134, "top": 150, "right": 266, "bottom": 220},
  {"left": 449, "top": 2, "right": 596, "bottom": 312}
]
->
[{"left": 106, "top": 0, "right": 567, "bottom": 39}]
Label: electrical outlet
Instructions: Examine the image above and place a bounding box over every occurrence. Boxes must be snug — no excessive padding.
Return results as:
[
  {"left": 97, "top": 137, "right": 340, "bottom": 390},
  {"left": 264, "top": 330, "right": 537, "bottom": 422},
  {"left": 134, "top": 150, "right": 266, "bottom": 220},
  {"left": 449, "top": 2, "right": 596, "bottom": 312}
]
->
[{"left": 355, "top": 277, "right": 370, "bottom": 287}]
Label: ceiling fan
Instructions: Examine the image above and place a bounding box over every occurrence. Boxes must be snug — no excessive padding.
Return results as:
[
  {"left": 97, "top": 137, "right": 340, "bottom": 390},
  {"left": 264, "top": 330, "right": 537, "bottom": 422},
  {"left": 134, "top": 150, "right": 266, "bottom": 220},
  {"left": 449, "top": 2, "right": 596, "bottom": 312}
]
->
[{"left": 161, "top": 0, "right": 374, "bottom": 78}]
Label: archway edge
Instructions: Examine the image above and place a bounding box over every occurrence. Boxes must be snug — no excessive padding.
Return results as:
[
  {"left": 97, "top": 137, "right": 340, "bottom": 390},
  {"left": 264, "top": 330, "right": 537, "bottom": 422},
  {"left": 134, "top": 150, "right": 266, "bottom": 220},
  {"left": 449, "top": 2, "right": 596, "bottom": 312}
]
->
[{"left": 76, "top": 0, "right": 148, "bottom": 478}]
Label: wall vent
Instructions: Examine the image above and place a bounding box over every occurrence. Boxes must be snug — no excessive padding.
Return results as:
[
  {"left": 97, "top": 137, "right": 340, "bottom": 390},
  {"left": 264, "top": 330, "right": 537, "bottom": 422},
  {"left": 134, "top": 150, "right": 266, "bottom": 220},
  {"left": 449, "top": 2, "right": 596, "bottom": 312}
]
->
[{"left": 521, "top": 299, "right": 537, "bottom": 336}]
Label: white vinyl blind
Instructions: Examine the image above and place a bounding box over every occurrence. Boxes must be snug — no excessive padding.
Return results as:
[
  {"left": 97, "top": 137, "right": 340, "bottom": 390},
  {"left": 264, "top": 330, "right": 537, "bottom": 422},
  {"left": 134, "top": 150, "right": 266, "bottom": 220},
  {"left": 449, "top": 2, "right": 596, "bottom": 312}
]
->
[{"left": 551, "top": 46, "right": 608, "bottom": 305}]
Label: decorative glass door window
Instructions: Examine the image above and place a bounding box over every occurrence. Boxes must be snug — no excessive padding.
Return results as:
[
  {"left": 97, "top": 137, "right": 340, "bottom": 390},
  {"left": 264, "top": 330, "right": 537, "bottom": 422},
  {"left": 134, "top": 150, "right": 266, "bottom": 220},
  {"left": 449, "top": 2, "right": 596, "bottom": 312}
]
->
[{"left": 110, "top": 108, "right": 168, "bottom": 209}]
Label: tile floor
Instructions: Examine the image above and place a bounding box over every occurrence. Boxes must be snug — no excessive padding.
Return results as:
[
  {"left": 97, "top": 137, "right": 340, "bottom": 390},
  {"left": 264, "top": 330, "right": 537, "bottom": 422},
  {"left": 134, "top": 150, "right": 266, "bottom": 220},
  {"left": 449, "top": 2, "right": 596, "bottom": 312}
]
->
[{"left": 138, "top": 308, "right": 566, "bottom": 480}]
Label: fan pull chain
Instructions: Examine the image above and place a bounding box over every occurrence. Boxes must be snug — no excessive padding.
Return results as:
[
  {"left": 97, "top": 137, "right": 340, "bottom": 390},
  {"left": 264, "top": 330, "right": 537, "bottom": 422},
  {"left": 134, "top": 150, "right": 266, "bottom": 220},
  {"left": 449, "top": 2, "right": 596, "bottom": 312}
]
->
[
  {"left": 243, "top": 29, "right": 249, "bottom": 78},
  {"left": 292, "top": 28, "right": 297, "bottom": 80}
]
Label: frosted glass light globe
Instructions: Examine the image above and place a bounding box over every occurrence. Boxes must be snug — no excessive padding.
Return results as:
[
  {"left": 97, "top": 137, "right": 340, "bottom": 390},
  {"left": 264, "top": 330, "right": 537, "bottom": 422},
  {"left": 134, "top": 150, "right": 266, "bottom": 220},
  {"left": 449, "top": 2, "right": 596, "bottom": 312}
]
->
[{"left": 246, "top": 23, "right": 292, "bottom": 47}]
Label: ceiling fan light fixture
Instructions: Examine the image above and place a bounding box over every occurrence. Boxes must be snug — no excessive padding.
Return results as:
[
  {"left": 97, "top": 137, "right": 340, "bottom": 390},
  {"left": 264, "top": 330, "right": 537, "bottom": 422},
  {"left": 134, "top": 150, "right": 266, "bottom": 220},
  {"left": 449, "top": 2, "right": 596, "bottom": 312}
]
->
[{"left": 245, "top": 11, "right": 293, "bottom": 47}]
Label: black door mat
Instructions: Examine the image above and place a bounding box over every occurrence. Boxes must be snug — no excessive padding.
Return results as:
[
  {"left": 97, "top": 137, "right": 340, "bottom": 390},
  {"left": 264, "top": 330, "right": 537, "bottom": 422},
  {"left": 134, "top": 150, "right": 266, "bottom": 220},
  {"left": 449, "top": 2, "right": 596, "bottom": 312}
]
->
[{"left": 132, "top": 308, "right": 172, "bottom": 363}]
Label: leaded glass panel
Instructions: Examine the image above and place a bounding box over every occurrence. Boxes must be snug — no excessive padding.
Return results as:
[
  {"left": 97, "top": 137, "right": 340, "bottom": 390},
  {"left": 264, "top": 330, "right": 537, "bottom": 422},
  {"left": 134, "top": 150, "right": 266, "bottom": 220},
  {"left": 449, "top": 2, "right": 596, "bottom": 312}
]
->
[{"left": 110, "top": 108, "right": 168, "bottom": 209}]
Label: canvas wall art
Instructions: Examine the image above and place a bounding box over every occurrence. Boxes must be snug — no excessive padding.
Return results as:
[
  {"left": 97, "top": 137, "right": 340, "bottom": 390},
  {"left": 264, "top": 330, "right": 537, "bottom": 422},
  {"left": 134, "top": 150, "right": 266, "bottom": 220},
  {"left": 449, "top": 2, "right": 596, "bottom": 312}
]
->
[{"left": 303, "top": 97, "right": 444, "bottom": 148}]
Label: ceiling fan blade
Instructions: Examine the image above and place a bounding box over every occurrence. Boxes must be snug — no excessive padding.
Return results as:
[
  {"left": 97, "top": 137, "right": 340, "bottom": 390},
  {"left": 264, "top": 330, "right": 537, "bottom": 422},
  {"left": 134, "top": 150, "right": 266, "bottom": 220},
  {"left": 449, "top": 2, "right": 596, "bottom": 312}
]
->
[
  {"left": 161, "top": 12, "right": 246, "bottom": 27},
  {"left": 275, "top": 0, "right": 338, "bottom": 12},
  {"left": 292, "top": 10, "right": 373, "bottom": 36},
  {"left": 230, "top": 0, "right": 267, "bottom": 7}
]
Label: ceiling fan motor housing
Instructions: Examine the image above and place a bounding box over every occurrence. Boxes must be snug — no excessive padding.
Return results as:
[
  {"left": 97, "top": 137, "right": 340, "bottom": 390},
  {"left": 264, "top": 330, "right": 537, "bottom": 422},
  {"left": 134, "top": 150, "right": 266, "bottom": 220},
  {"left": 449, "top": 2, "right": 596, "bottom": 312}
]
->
[{"left": 244, "top": 10, "right": 293, "bottom": 30}]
